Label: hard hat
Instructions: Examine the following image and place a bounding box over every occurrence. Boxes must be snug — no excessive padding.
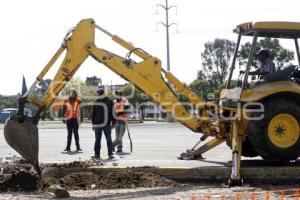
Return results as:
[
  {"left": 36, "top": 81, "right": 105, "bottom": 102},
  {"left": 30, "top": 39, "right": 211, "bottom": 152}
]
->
[
  {"left": 69, "top": 87, "right": 77, "bottom": 92},
  {"left": 69, "top": 87, "right": 77, "bottom": 95}
]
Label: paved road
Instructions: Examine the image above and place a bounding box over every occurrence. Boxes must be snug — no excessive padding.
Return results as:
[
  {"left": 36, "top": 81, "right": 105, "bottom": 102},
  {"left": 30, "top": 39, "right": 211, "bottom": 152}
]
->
[{"left": 0, "top": 121, "right": 255, "bottom": 168}]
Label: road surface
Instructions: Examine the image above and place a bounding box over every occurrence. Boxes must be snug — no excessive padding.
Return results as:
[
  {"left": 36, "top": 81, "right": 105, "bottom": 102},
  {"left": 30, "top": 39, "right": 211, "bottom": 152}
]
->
[{"left": 0, "top": 121, "right": 238, "bottom": 168}]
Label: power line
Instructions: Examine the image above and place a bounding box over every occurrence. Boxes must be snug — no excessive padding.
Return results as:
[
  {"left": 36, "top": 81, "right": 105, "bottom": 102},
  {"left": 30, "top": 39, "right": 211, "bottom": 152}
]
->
[{"left": 156, "top": 0, "right": 178, "bottom": 72}]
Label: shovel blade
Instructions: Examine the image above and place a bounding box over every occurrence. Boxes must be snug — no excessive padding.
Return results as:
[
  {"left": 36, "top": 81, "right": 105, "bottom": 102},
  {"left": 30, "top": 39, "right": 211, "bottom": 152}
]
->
[{"left": 4, "top": 116, "right": 39, "bottom": 167}]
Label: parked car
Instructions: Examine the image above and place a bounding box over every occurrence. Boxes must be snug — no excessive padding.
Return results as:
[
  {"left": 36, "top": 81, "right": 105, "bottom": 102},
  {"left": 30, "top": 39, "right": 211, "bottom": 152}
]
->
[
  {"left": 0, "top": 108, "right": 33, "bottom": 123},
  {"left": 0, "top": 108, "right": 17, "bottom": 123},
  {"left": 128, "top": 113, "right": 141, "bottom": 120}
]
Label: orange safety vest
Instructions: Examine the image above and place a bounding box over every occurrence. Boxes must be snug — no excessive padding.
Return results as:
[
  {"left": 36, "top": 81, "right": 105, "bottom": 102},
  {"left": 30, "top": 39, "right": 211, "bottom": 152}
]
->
[
  {"left": 64, "top": 97, "right": 81, "bottom": 119},
  {"left": 114, "top": 98, "right": 128, "bottom": 121}
]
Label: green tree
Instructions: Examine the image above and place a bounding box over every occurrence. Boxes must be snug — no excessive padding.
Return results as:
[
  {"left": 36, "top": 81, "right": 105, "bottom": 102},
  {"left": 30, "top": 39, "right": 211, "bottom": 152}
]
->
[
  {"left": 201, "top": 38, "right": 236, "bottom": 85},
  {"left": 189, "top": 79, "right": 214, "bottom": 100},
  {"left": 239, "top": 38, "right": 294, "bottom": 69},
  {"left": 197, "top": 70, "right": 206, "bottom": 80},
  {"left": 0, "top": 95, "right": 18, "bottom": 109},
  {"left": 121, "top": 84, "right": 151, "bottom": 106},
  {"left": 85, "top": 76, "right": 102, "bottom": 86}
]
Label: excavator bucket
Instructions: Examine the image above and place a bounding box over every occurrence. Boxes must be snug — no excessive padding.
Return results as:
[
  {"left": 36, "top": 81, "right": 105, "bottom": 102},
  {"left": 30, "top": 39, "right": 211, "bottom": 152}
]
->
[{"left": 4, "top": 115, "right": 40, "bottom": 175}]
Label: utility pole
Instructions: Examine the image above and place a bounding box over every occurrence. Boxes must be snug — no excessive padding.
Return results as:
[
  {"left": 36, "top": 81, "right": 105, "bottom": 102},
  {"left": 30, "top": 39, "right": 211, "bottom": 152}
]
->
[{"left": 157, "top": 0, "right": 178, "bottom": 72}]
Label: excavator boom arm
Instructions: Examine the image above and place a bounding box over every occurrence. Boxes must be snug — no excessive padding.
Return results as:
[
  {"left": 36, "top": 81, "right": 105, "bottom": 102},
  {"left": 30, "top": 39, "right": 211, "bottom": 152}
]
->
[
  {"left": 26, "top": 18, "right": 211, "bottom": 132},
  {"left": 88, "top": 44, "right": 201, "bottom": 131},
  {"left": 4, "top": 19, "right": 217, "bottom": 172}
]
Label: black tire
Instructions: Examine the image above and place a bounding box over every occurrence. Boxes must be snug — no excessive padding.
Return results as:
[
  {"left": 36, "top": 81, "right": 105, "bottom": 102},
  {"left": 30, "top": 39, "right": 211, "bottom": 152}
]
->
[{"left": 247, "top": 98, "right": 300, "bottom": 162}]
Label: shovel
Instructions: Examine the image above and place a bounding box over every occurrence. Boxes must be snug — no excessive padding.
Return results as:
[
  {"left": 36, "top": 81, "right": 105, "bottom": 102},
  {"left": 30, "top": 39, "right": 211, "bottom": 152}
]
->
[
  {"left": 4, "top": 113, "right": 41, "bottom": 175},
  {"left": 126, "top": 123, "right": 133, "bottom": 153}
]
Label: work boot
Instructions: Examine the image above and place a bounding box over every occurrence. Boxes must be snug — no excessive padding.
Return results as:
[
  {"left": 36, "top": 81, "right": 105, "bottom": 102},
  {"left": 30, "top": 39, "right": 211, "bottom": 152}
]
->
[
  {"left": 76, "top": 147, "right": 82, "bottom": 152},
  {"left": 117, "top": 148, "right": 123, "bottom": 153},
  {"left": 64, "top": 148, "right": 71, "bottom": 152},
  {"left": 108, "top": 155, "right": 115, "bottom": 159},
  {"left": 92, "top": 154, "right": 100, "bottom": 160}
]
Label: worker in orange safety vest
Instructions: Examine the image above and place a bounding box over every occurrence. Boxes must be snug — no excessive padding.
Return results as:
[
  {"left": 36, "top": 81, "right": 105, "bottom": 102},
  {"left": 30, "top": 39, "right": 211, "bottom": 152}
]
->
[
  {"left": 63, "top": 88, "right": 82, "bottom": 152},
  {"left": 113, "top": 90, "right": 130, "bottom": 153}
]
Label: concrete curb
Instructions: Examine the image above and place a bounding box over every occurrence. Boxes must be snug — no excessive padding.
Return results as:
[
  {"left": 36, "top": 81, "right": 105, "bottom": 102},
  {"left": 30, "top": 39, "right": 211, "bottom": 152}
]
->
[{"left": 43, "top": 166, "right": 300, "bottom": 183}]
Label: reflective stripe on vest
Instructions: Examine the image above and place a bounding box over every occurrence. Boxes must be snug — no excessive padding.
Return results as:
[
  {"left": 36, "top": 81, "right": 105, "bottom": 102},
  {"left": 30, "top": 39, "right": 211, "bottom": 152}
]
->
[{"left": 65, "top": 97, "right": 80, "bottom": 119}]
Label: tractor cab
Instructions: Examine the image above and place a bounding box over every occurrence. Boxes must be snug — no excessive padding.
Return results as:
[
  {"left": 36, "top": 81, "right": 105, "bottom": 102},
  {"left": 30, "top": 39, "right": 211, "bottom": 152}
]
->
[
  {"left": 221, "top": 22, "right": 300, "bottom": 106},
  {"left": 218, "top": 23, "right": 300, "bottom": 186}
]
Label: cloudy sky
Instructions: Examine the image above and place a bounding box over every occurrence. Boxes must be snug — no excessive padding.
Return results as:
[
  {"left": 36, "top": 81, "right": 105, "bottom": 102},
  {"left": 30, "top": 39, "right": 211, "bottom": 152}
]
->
[{"left": 0, "top": 0, "right": 299, "bottom": 95}]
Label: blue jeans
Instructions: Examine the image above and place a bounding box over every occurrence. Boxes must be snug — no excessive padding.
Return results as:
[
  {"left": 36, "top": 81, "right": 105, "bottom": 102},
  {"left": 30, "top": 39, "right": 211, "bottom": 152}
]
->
[
  {"left": 94, "top": 125, "right": 113, "bottom": 156},
  {"left": 114, "top": 120, "right": 126, "bottom": 150}
]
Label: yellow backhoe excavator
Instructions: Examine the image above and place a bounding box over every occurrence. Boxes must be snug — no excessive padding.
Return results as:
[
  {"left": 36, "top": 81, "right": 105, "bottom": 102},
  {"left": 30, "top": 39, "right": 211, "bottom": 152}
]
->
[{"left": 4, "top": 19, "right": 300, "bottom": 186}]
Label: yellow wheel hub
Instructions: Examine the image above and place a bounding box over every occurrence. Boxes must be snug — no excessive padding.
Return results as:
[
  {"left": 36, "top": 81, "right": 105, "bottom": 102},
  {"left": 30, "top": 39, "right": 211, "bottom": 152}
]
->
[{"left": 268, "top": 114, "right": 300, "bottom": 148}]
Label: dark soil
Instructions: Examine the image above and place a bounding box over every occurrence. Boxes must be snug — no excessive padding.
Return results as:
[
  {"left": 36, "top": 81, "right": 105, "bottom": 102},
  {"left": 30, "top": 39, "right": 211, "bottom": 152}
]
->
[
  {"left": 0, "top": 159, "right": 39, "bottom": 192},
  {"left": 0, "top": 171, "right": 39, "bottom": 191},
  {"left": 0, "top": 160, "right": 180, "bottom": 192},
  {"left": 39, "top": 170, "right": 179, "bottom": 191}
]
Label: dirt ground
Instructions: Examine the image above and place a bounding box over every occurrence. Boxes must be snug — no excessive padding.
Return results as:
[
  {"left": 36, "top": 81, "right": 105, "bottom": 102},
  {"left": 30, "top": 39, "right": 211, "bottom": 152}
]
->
[
  {"left": 39, "top": 170, "right": 179, "bottom": 191},
  {"left": 1, "top": 159, "right": 300, "bottom": 199},
  {"left": 0, "top": 159, "right": 179, "bottom": 192}
]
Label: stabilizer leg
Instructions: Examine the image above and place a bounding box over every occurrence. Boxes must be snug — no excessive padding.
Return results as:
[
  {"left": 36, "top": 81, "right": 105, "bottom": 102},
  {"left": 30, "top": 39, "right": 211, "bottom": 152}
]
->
[{"left": 229, "top": 119, "right": 243, "bottom": 187}]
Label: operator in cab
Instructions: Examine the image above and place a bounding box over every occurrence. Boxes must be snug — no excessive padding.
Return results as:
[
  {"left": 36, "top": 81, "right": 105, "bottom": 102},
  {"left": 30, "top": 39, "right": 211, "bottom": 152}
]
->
[
  {"left": 62, "top": 88, "right": 82, "bottom": 152},
  {"left": 240, "top": 49, "right": 276, "bottom": 77}
]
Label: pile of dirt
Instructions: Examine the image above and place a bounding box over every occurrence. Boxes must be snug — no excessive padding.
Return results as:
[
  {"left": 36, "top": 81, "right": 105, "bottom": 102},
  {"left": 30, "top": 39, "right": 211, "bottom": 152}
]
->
[
  {"left": 0, "top": 159, "right": 179, "bottom": 192},
  {"left": 40, "top": 170, "right": 179, "bottom": 190},
  {"left": 0, "top": 171, "right": 39, "bottom": 191},
  {"left": 0, "top": 158, "right": 40, "bottom": 192},
  {"left": 97, "top": 170, "right": 178, "bottom": 189}
]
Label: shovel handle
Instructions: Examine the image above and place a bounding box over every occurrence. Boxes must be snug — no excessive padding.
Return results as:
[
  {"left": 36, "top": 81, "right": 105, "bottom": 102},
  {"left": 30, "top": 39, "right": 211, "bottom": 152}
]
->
[{"left": 126, "top": 123, "right": 133, "bottom": 152}]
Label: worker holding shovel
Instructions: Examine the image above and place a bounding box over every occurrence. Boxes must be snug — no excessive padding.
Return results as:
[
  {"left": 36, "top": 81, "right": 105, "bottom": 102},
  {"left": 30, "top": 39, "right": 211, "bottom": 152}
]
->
[{"left": 113, "top": 91, "right": 130, "bottom": 153}]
